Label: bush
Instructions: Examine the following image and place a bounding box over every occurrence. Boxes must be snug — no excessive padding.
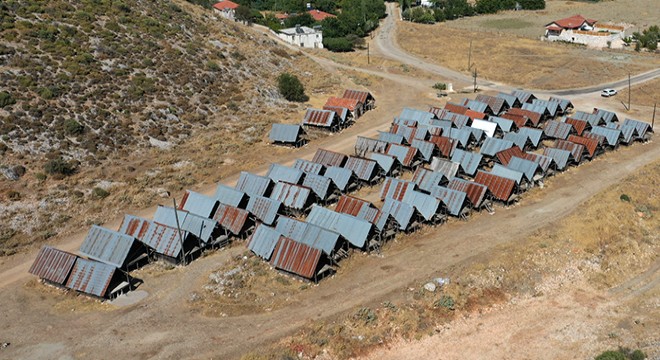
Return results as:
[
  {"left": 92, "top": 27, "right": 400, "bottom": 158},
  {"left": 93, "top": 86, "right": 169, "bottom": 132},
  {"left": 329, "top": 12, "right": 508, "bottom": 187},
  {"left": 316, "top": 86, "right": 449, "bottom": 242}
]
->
[
  {"left": 594, "top": 348, "right": 646, "bottom": 360},
  {"left": 92, "top": 187, "right": 110, "bottom": 199},
  {"left": 7, "top": 190, "right": 21, "bottom": 201},
  {"left": 65, "top": 119, "right": 84, "bottom": 135},
  {"left": 619, "top": 194, "right": 631, "bottom": 202},
  {"left": 433, "top": 82, "right": 447, "bottom": 90},
  {"left": 44, "top": 157, "right": 76, "bottom": 176},
  {"left": 277, "top": 73, "right": 308, "bottom": 102},
  {"left": 403, "top": 7, "right": 436, "bottom": 23},
  {"left": 323, "top": 37, "right": 354, "bottom": 52},
  {"left": 518, "top": 0, "right": 545, "bottom": 10},
  {"left": 595, "top": 351, "right": 626, "bottom": 360},
  {"left": 0, "top": 91, "right": 15, "bottom": 108}
]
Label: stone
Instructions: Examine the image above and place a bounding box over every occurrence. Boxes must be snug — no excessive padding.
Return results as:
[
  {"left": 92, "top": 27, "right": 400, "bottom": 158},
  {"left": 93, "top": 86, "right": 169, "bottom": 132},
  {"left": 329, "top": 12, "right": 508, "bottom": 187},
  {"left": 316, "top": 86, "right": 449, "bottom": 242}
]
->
[{"left": 424, "top": 282, "right": 436, "bottom": 292}]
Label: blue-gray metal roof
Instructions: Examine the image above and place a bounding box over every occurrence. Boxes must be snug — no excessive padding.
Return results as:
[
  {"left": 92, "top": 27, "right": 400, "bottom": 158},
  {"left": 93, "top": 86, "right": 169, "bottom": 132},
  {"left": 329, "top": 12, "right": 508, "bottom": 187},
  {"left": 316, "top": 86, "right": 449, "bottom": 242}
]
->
[
  {"left": 246, "top": 195, "right": 282, "bottom": 225},
  {"left": 307, "top": 205, "right": 372, "bottom": 248},
  {"left": 476, "top": 94, "right": 507, "bottom": 114},
  {"left": 491, "top": 164, "right": 524, "bottom": 184},
  {"left": 275, "top": 216, "right": 340, "bottom": 255},
  {"left": 429, "top": 157, "right": 460, "bottom": 179},
  {"left": 378, "top": 131, "right": 405, "bottom": 144},
  {"left": 489, "top": 116, "right": 515, "bottom": 132},
  {"left": 521, "top": 102, "right": 548, "bottom": 117},
  {"left": 269, "top": 123, "right": 302, "bottom": 143},
  {"left": 267, "top": 163, "right": 304, "bottom": 185},
  {"left": 451, "top": 149, "right": 483, "bottom": 176},
  {"left": 368, "top": 153, "right": 398, "bottom": 173},
  {"left": 412, "top": 167, "right": 447, "bottom": 192},
  {"left": 573, "top": 111, "right": 602, "bottom": 126},
  {"left": 543, "top": 120, "right": 573, "bottom": 140},
  {"left": 324, "top": 166, "right": 354, "bottom": 191},
  {"left": 391, "top": 125, "right": 418, "bottom": 143},
  {"left": 508, "top": 156, "right": 541, "bottom": 182},
  {"left": 542, "top": 148, "right": 572, "bottom": 170},
  {"left": 518, "top": 127, "right": 543, "bottom": 147},
  {"left": 380, "top": 177, "right": 416, "bottom": 201},
  {"left": 392, "top": 117, "right": 418, "bottom": 127},
  {"left": 397, "top": 107, "right": 436, "bottom": 125},
  {"left": 466, "top": 127, "right": 485, "bottom": 143},
  {"left": 496, "top": 93, "right": 519, "bottom": 108},
  {"left": 503, "top": 132, "right": 529, "bottom": 149},
  {"left": 65, "top": 257, "right": 117, "bottom": 298},
  {"left": 606, "top": 123, "right": 636, "bottom": 143},
  {"left": 293, "top": 159, "right": 325, "bottom": 175},
  {"left": 247, "top": 224, "right": 282, "bottom": 260},
  {"left": 446, "top": 127, "right": 473, "bottom": 148},
  {"left": 153, "top": 205, "right": 189, "bottom": 229},
  {"left": 344, "top": 156, "right": 380, "bottom": 181},
  {"left": 429, "top": 186, "right": 467, "bottom": 216},
  {"left": 302, "top": 173, "right": 333, "bottom": 199},
  {"left": 588, "top": 126, "right": 622, "bottom": 146},
  {"left": 79, "top": 225, "right": 135, "bottom": 268},
  {"left": 623, "top": 118, "right": 652, "bottom": 138},
  {"left": 154, "top": 206, "right": 217, "bottom": 243},
  {"left": 386, "top": 143, "right": 419, "bottom": 167},
  {"left": 480, "top": 137, "right": 514, "bottom": 156},
  {"left": 512, "top": 90, "right": 535, "bottom": 104},
  {"left": 378, "top": 198, "right": 415, "bottom": 231},
  {"left": 471, "top": 119, "right": 498, "bottom": 138},
  {"left": 410, "top": 139, "right": 436, "bottom": 162},
  {"left": 270, "top": 181, "right": 313, "bottom": 210},
  {"left": 522, "top": 153, "right": 554, "bottom": 172},
  {"left": 548, "top": 96, "right": 573, "bottom": 112},
  {"left": 531, "top": 99, "right": 559, "bottom": 117},
  {"left": 448, "top": 177, "right": 487, "bottom": 208},
  {"left": 180, "top": 190, "right": 218, "bottom": 218},
  {"left": 29, "top": 246, "right": 78, "bottom": 285},
  {"left": 355, "top": 136, "right": 389, "bottom": 157},
  {"left": 462, "top": 99, "right": 490, "bottom": 113},
  {"left": 215, "top": 184, "right": 246, "bottom": 208},
  {"left": 428, "top": 119, "right": 455, "bottom": 130},
  {"left": 413, "top": 127, "right": 429, "bottom": 141},
  {"left": 142, "top": 222, "right": 187, "bottom": 258},
  {"left": 402, "top": 189, "right": 441, "bottom": 221},
  {"left": 236, "top": 172, "right": 272, "bottom": 197},
  {"left": 594, "top": 108, "right": 618, "bottom": 123}
]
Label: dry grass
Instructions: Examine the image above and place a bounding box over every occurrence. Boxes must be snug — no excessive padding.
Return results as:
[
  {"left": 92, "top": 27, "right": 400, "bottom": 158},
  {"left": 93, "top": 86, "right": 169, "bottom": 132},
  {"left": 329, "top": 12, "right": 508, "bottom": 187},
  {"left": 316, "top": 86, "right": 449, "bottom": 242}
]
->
[{"left": 627, "top": 78, "right": 660, "bottom": 108}]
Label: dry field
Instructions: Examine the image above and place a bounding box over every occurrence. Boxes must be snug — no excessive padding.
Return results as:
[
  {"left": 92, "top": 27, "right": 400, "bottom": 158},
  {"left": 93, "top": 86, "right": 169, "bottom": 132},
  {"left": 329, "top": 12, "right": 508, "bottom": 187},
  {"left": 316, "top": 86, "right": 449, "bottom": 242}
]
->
[{"left": 627, "top": 77, "right": 660, "bottom": 108}]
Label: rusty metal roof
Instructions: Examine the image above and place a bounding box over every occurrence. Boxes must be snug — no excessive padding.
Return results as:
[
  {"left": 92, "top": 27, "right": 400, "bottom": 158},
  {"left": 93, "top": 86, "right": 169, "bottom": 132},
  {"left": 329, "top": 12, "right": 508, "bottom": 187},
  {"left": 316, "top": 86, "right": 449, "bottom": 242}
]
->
[
  {"left": 335, "top": 195, "right": 380, "bottom": 224},
  {"left": 302, "top": 108, "right": 338, "bottom": 127},
  {"left": 325, "top": 97, "right": 360, "bottom": 111},
  {"left": 269, "top": 123, "right": 302, "bottom": 143},
  {"left": 434, "top": 110, "right": 471, "bottom": 128},
  {"left": 65, "top": 257, "right": 117, "bottom": 298},
  {"left": 451, "top": 149, "right": 483, "bottom": 176},
  {"left": 496, "top": 93, "right": 520, "bottom": 108},
  {"left": 489, "top": 116, "right": 515, "bottom": 132},
  {"left": 236, "top": 171, "right": 272, "bottom": 198},
  {"left": 544, "top": 120, "right": 574, "bottom": 140},
  {"left": 543, "top": 147, "right": 574, "bottom": 170},
  {"left": 429, "top": 185, "right": 467, "bottom": 216},
  {"left": 512, "top": 90, "right": 536, "bottom": 104},
  {"left": 247, "top": 224, "right": 282, "bottom": 260},
  {"left": 179, "top": 190, "right": 218, "bottom": 218},
  {"left": 567, "top": 135, "right": 599, "bottom": 158},
  {"left": 79, "top": 226, "right": 136, "bottom": 268},
  {"left": 380, "top": 177, "right": 416, "bottom": 201},
  {"left": 344, "top": 156, "right": 380, "bottom": 181},
  {"left": 582, "top": 131, "right": 606, "bottom": 146},
  {"left": 402, "top": 189, "right": 441, "bottom": 221},
  {"left": 142, "top": 221, "right": 188, "bottom": 258},
  {"left": 448, "top": 177, "right": 487, "bottom": 208},
  {"left": 307, "top": 205, "right": 372, "bottom": 248},
  {"left": 443, "top": 103, "right": 469, "bottom": 116},
  {"left": 29, "top": 246, "right": 77, "bottom": 285},
  {"left": 324, "top": 166, "right": 354, "bottom": 191},
  {"left": 270, "top": 236, "right": 322, "bottom": 279},
  {"left": 118, "top": 214, "right": 151, "bottom": 241},
  {"left": 518, "top": 127, "right": 544, "bottom": 147},
  {"left": 378, "top": 131, "right": 405, "bottom": 144},
  {"left": 270, "top": 181, "right": 313, "bottom": 210},
  {"left": 480, "top": 137, "right": 514, "bottom": 157},
  {"left": 293, "top": 159, "right": 325, "bottom": 175},
  {"left": 507, "top": 108, "right": 541, "bottom": 126},
  {"left": 302, "top": 173, "right": 334, "bottom": 200},
  {"left": 377, "top": 197, "right": 415, "bottom": 231},
  {"left": 212, "top": 203, "right": 249, "bottom": 235},
  {"left": 410, "top": 139, "right": 436, "bottom": 161},
  {"left": 343, "top": 89, "right": 373, "bottom": 104},
  {"left": 430, "top": 157, "right": 460, "bottom": 179},
  {"left": 368, "top": 153, "right": 399, "bottom": 174},
  {"left": 215, "top": 184, "right": 247, "bottom": 208},
  {"left": 322, "top": 105, "right": 349, "bottom": 123},
  {"left": 312, "top": 148, "right": 347, "bottom": 167},
  {"left": 390, "top": 124, "right": 419, "bottom": 143},
  {"left": 429, "top": 135, "right": 458, "bottom": 157},
  {"left": 474, "top": 170, "right": 517, "bottom": 202},
  {"left": 275, "top": 216, "right": 340, "bottom": 254},
  {"left": 522, "top": 152, "right": 554, "bottom": 172},
  {"left": 355, "top": 136, "right": 388, "bottom": 157},
  {"left": 471, "top": 119, "right": 498, "bottom": 137},
  {"left": 392, "top": 117, "right": 418, "bottom": 127},
  {"left": 476, "top": 94, "right": 507, "bottom": 114},
  {"left": 564, "top": 117, "right": 590, "bottom": 136},
  {"left": 412, "top": 167, "right": 447, "bottom": 192},
  {"left": 246, "top": 195, "right": 282, "bottom": 225},
  {"left": 623, "top": 118, "right": 653, "bottom": 138},
  {"left": 386, "top": 143, "right": 419, "bottom": 167},
  {"left": 460, "top": 99, "right": 492, "bottom": 114},
  {"left": 495, "top": 145, "right": 524, "bottom": 166},
  {"left": 508, "top": 157, "right": 542, "bottom": 182},
  {"left": 491, "top": 164, "right": 524, "bottom": 185},
  {"left": 267, "top": 164, "right": 304, "bottom": 185},
  {"left": 502, "top": 112, "right": 533, "bottom": 129}
]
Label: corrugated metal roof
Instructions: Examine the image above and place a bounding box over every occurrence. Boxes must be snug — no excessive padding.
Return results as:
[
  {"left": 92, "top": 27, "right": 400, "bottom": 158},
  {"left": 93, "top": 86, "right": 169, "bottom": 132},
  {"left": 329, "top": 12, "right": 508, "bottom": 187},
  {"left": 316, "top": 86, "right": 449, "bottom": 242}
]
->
[
  {"left": 378, "top": 197, "right": 415, "bottom": 231},
  {"left": 307, "top": 205, "right": 372, "bottom": 248},
  {"left": 402, "top": 189, "right": 441, "bottom": 221},
  {"left": 389, "top": 124, "right": 417, "bottom": 143},
  {"left": 312, "top": 148, "right": 347, "bottom": 167},
  {"left": 507, "top": 108, "right": 541, "bottom": 126},
  {"left": 461, "top": 99, "right": 491, "bottom": 114},
  {"left": 582, "top": 131, "right": 606, "bottom": 146},
  {"left": 548, "top": 96, "right": 573, "bottom": 112},
  {"left": 564, "top": 117, "right": 590, "bottom": 136},
  {"left": 503, "top": 132, "right": 530, "bottom": 150},
  {"left": 623, "top": 118, "right": 653, "bottom": 138},
  {"left": 572, "top": 111, "right": 602, "bottom": 126},
  {"left": 142, "top": 222, "right": 187, "bottom": 258},
  {"left": 247, "top": 224, "right": 282, "bottom": 260},
  {"left": 215, "top": 184, "right": 247, "bottom": 208},
  {"left": 322, "top": 105, "right": 349, "bottom": 123},
  {"left": 508, "top": 156, "right": 541, "bottom": 181},
  {"left": 118, "top": 214, "right": 151, "bottom": 241},
  {"left": 154, "top": 206, "right": 217, "bottom": 243},
  {"left": 302, "top": 173, "right": 333, "bottom": 199},
  {"left": 567, "top": 135, "right": 599, "bottom": 157},
  {"left": 386, "top": 143, "right": 418, "bottom": 167},
  {"left": 444, "top": 103, "right": 469, "bottom": 115},
  {"left": 429, "top": 135, "right": 458, "bottom": 157},
  {"left": 29, "top": 246, "right": 77, "bottom": 285},
  {"left": 435, "top": 111, "right": 471, "bottom": 128},
  {"left": 593, "top": 108, "right": 618, "bottom": 123},
  {"left": 368, "top": 153, "right": 398, "bottom": 174},
  {"left": 324, "top": 166, "right": 354, "bottom": 191},
  {"left": 344, "top": 156, "right": 380, "bottom": 181},
  {"left": 325, "top": 97, "right": 360, "bottom": 111},
  {"left": 429, "top": 157, "right": 460, "bottom": 179},
  {"left": 446, "top": 127, "right": 473, "bottom": 148},
  {"left": 355, "top": 136, "right": 388, "bottom": 157},
  {"left": 343, "top": 89, "right": 372, "bottom": 104},
  {"left": 179, "top": 190, "right": 218, "bottom": 218},
  {"left": 293, "top": 159, "right": 325, "bottom": 175},
  {"left": 269, "top": 123, "right": 302, "bottom": 143},
  {"left": 270, "top": 236, "right": 322, "bottom": 279},
  {"left": 65, "top": 257, "right": 117, "bottom": 298},
  {"left": 496, "top": 93, "right": 519, "bottom": 108},
  {"left": 448, "top": 177, "right": 487, "bottom": 208},
  {"left": 413, "top": 126, "right": 429, "bottom": 141},
  {"left": 397, "top": 107, "right": 436, "bottom": 124},
  {"left": 495, "top": 145, "right": 524, "bottom": 166},
  {"left": 392, "top": 117, "right": 418, "bottom": 127},
  {"left": 246, "top": 195, "right": 282, "bottom": 225},
  {"left": 212, "top": 203, "right": 250, "bottom": 235},
  {"left": 512, "top": 90, "right": 536, "bottom": 104},
  {"left": 606, "top": 123, "right": 636, "bottom": 143},
  {"left": 502, "top": 112, "right": 532, "bottom": 129},
  {"left": 471, "top": 119, "right": 497, "bottom": 137},
  {"left": 412, "top": 167, "right": 447, "bottom": 192},
  {"left": 522, "top": 152, "right": 554, "bottom": 172},
  {"left": 378, "top": 131, "right": 405, "bottom": 144},
  {"left": 518, "top": 127, "right": 544, "bottom": 147},
  {"left": 380, "top": 177, "right": 416, "bottom": 201},
  {"left": 480, "top": 137, "right": 514, "bottom": 156},
  {"left": 489, "top": 116, "right": 515, "bottom": 132},
  {"left": 270, "top": 181, "right": 313, "bottom": 210},
  {"left": 429, "top": 186, "right": 467, "bottom": 216},
  {"left": 476, "top": 94, "right": 507, "bottom": 114},
  {"left": 275, "top": 216, "right": 339, "bottom": 254},
  {"left": 236, "top": 172, "right": 272, "bottom": 198},
  {"left": 267, "top": 163, "right": 304, "bottom": 185},
  {"left": 79, "top": 225, "right": 135, "bottom": 268},
  {"left": 335, "top": 195, "right": 380, "bottom": 224},
  {"left": 451, "top": 149, "right": 483, "bottom": 176},
  {"left": 410, "top": 139, "right": 436, "bottom": 162},
  {"left": 491, "top": 164, "right": 524, "bottom": 184},
  {"left": 544, "top": 120, "right": 573, "bottom": 140},
  {"left": 531, "top": 99, "right": 558, "bottom": 117},
  {"left": 543, "top": 147, "right": 574, "bottom": 170},
  {"left": 474, "top": 170, "right": 517, "bottom": 202},
  {"left": 302, "top": 108, "right": 337, "bottom": 127}
]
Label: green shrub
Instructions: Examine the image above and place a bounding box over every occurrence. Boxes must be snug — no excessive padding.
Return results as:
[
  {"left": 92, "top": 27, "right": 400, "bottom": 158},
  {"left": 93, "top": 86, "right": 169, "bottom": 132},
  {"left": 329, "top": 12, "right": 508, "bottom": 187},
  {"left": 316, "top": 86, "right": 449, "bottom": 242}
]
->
[
  {"left": 7, "top": 190, "right": 21, "bottom": 201},
  {"left": 323, "top": 37, "right": 354, "bottom": 52},
  {"left": 44, "top": 157, "right": 76, "bottom": 176},
  {"left": 434, "top": 295, "right": 455, "bottom": 310},
  {"left": 595, "top": 351, "right": 626, "bottom": 360},
  {"left": 277, "top": 73, "right": 308, "bottom": 102},
  {"left": 92, "top": 187, "right": 110, "bottom": 199},
  {"left": 433, "top": 82, "right": 447, "bottom": 90},
  {"left": 0, "top": 91, "right": 15, "bottom": 108},
  {"left": 619, "top": 194, "right": 631, "bottom": 202},
  {"left": 65, "top": 119, "right": 84, "bottom": 135},
  {"left": 35, "top": 172, "right": 47, "bottom": 181}
]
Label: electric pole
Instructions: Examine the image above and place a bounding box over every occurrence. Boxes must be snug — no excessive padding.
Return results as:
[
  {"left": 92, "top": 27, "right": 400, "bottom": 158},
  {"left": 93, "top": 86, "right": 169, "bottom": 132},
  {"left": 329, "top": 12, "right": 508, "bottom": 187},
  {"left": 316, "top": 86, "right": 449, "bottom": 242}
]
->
[
  {"left": 367, "top": 42, "right": 370, "bottom": 64},
  {"left": 628, "top": 72, "right": 631, "bottom": 110},
  {"left": 473, "top": 67, "right": 478, "bottom": 93},
  {"left": 468, "top": 39, "right": 473, "bottom": 70}
]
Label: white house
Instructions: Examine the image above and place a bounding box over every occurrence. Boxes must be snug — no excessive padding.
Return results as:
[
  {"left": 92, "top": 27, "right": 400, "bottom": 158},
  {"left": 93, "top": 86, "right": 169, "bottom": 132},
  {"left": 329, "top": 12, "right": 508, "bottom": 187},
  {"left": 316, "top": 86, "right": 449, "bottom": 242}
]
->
[
  {"left": 213, "top": 0, "right": 239, "bottom": 21},
  {"left": 277, "top": 25, "right": 323, "bottom": 49},
  {"left": 544, "top": 14, "right": 628, "bottom": 49}
]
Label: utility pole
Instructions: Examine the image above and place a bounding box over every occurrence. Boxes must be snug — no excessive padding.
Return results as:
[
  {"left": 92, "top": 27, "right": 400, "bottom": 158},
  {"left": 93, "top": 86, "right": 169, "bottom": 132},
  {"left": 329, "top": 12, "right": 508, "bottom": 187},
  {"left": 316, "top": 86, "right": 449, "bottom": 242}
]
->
[
  {"left": 628, "top": 72, "right": 631, "bottom": 110},
  {"left": 172, "top": 198, "right": 186, "bottom": 265},
  {"left": 467, "top": 39, "right": 473, "bottom": 70},
  {"left": 652, "top": 102, "right": 657, "bottom": 130},
  {"left": 367, "top": 42, "right": 370, "bottom": 64},
  {"left": 473, "top": 67, "right": 478, "bottom": 93}
]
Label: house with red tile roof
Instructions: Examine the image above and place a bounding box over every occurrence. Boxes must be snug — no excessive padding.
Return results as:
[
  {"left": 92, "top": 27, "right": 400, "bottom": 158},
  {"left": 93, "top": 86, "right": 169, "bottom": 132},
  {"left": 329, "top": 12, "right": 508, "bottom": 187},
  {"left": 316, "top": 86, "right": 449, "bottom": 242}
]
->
[
  {"left": 213, "top": 0, "right": 240, "bottom": 21},
  {"left": 308, "top": 9, "right": 336, "bottom": 21},
  {"left": 544, "top": 15, "right": 629, "bottom": 49}
]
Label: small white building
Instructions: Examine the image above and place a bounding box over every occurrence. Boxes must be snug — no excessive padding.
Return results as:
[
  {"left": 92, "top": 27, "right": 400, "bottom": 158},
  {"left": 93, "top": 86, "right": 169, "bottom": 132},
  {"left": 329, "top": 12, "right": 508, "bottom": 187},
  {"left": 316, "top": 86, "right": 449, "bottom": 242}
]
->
[
  {"left": 213, "top": 0, "right": 239, "bottom": 21},
  {"left": 277, "top": 25, "right": 323, "bottom": 49},
  {"left": 544, "top": 14, "right": 628, "bottom": 49}
]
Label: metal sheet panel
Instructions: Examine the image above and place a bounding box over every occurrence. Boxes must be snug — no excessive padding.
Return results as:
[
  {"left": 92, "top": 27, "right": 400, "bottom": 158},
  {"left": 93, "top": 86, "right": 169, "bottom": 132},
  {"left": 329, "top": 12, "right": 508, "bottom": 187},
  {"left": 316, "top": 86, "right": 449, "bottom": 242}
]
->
[
  {"left": 593, "top": 108, "right": 618, "bottom": 123},
  {"left": 267, "top": 164, "right": 304, "bottom": 185},
  {"left": 79, "top": 225, "right": 135, "bottom": 268},
  {"left": 324, "top": 166, "right": 353, "bottom": 191},
  {"left": 344, "top": 156, "right": 379, "bottom": 181},
  {"left": 212, "top": 203, "right": 249, "bottom": 235},
  {"left": 474, "top": 170, "right": 517, "bottom": 202},
  {"left": 429, "top": 186, "right": 467, "bottom": 216},
  {"left": 489, "top": 116, "right": 515, "bottom": 132},
  {"left": 302, "top": 108, "right": 337, "bottom": 127},
  {"left": 446, "top": 127, "right": 473, "bottom": 148},
  {"left": 397, "top": 107, "right": 436, "bottom": 124},
  {"left": 270, "top": 236, "right": 321, "bottom": 279},
  {"left": 378, "top": 197, "right": 415, "bottom": 230},
  {"left": 443, "top": 103, "right": 469, "bottom": 115},
  {"left": 564, "top": 117, "right": 590, "bottom": 136},
  {"left": 182, "top": 213, "right": 217, "bottom": 244},
  {"left": 572, "top": 111, "right": 602, "bottom": 126},
  {"left": 606, "top": 123, "right": 635, "bottom": 143},
  {"left": 518, "top": 127, "right": 543, "bottom": 147},
  {"left": 503, "top": 132, "right": 529, "bottom": 150},
  {"left": 386, "top": 143, "right": 418, "bottom": 167},
  {"left": 429, "top": 157, "right": 460, "bottom": 179},
  {"left": 507, "top": 108, "right": 541, "bottom": 126},
  {"left": 179, "top": 190, "right": 218, "bottom": 218},
  {"left": 355, "top": 136, "right": 388, "bottom": 157},
  {"left": 269, "top": 124, "right": 301, "bottom": 143},
  {"left": 588, "top": 126, "right": 621, "bottom": 146},
  {"left": 412, "top": 167, "right": 447, "bottom": 192},
  {"left": 378, "top": 131, "right": 405, "bottom": 144},
  {"left": 312, "top": 148, "right": 347, "bottom": 167},
  {"left": 476, "top": 94, "right": 506, "bottom": 114},
  {"left": 270, "top": 181, "right": 312, "bottom": 210},
  {"left": 508, "top": 156, "right": 541, "bottom": 181},
  {"left": 215, "top": 184, "right": 247, "bottom": 208},
  {"left": 335, "top": 195, "right": 380, "bottom": 224},
  {"left": 402, "top": 189, "right": 441, "bottom": 221},
  {"left": 343, "top": 89, "right": 371, "bottom": 104},
  {"left": 293, "top": 159, "right": 325, "bottom": 175},
  {"left": 480, "top": 137, "right": 514, "bottom": 157},
  {"left": 548, "top": 96, "right": 573, "bottom": 112},
  {"left": 302, "top": 173, "right": 333, "bottom": 199},
  {"left": 118, "top": 214, "right": 152, "bottom": 241},
  {"left": 491, "top": 164, "right": 524, "bottom": 184},
  {"left": 368, "top": 153, "right": 397, "bottom": 173},
  {"left": 65, "top": 257, "right": 116, "bottom": 298},
  {"left": 461, "top": 99, "right": 490, "bottom": 114},
  {"left": 495, "top": 145, "right": 524, "bottom": 166},
  {"left": 531, "top": 99, "right": 559, "bottom": 117},
  {"left": 390, "top": 124, "right": 418, "bottom": 143},
  {"left": 275, "top": 216, "right": 339, "bottom": 254},
  {"left": 410, "top": 139, "right": 436, "bottom": 162},
  {"left": 448, "top": 177, "right": 487, "bottom": 208},
  {"left": 522, "top": 153, "right": 554, "bottom": 172},
  {"left": 247, "top": 224, "right": 282, "bottom": 260},
  {"left": 512, "top": 90, "right": 536, "bottom": 104},
  {"left": 543, "top": 147, "right": 573, "bottom": 170},
  {"left": 323, "top": 105, "right": 349, "bottom": 123},
  {"left": 236, "top": 172, "right": 272, "bottom": 198},
  {"left": 567, "top": 135, "right": 599, "bottom": 157},
  {"left": 307, "top": 205, "right": 372, "bottom": 248},
  {"left": 544, "top": 120, "right": 573, "bottom": 140},
  {"left": 522, "top": 103, "right": 548, "bottom": 118},
  {"left": 471, "top": 119, "right": 498, "bottom": 137},
  {"left": 496, "top": 93, "right": 519, "bottom": 108},
  {"left": 429, "top": 136, "right": 459, "bottom": 157},
  {"left": 246, "top": 196, "right": 282, "bottom": 225},
  {"left": 623, "top": 118, "right": 652, "bottom": 138},
  {"left": 142, "top": 222, "right": 186, "bottom": 258},
  {"left": 29, "top": 246, "right": 77, "bottom": 285},
  {"left": 325, "top": 97, "right": 360, "bottom": 111},
  {"left": 380, "top": 177, "right": 416, "bottom": 201},
  {"left": 451, "top": 149, "right": 483, "bottom": 176}
]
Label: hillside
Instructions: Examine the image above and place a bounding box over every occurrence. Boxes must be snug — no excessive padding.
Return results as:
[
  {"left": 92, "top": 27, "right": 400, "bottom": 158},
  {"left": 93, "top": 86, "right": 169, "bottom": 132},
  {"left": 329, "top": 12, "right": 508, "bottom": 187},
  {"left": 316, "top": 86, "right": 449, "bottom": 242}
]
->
[{"left": 0, "top": 0, "right": 340, "bottom": 254}]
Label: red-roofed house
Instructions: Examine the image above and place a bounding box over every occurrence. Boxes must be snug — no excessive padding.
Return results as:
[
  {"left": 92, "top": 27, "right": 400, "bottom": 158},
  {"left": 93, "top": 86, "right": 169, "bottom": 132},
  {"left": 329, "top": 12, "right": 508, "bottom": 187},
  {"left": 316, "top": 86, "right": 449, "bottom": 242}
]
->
[
  {"left": 308, "top": 9, "right": 336, "bottom": 22},
  {"left": 213, "top": 0, "right": 240, "bottom": 20},
  {"left": 544, "top": 15, "right": 628, "bottom": 49}
]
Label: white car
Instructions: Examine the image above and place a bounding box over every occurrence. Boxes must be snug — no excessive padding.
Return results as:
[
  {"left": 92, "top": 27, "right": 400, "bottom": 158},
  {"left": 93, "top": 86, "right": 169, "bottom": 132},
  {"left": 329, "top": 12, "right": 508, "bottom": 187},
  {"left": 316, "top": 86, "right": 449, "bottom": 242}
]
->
[{"left": 601, "top": 88, "right": 618, "bottom": 97}]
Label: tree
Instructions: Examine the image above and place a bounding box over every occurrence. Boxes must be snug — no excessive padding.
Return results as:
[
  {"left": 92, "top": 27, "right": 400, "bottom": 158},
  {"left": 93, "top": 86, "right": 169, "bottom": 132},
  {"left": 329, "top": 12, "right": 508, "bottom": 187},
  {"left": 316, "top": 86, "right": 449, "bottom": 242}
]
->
[
  {"left": 44, "top": 157, "right": 77, "bottom": 176},
  {"left": 284, "top": 12, "right": 315, "bottom": 28},
  {"left": 323, "top": 37, "right": 354, "bottom": 51},
  {"left": 235, "top": 5, "right": 255, "bottom": 24},
  {"left": 277, "top": 73, "right": 308, "bottom": 102}
]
